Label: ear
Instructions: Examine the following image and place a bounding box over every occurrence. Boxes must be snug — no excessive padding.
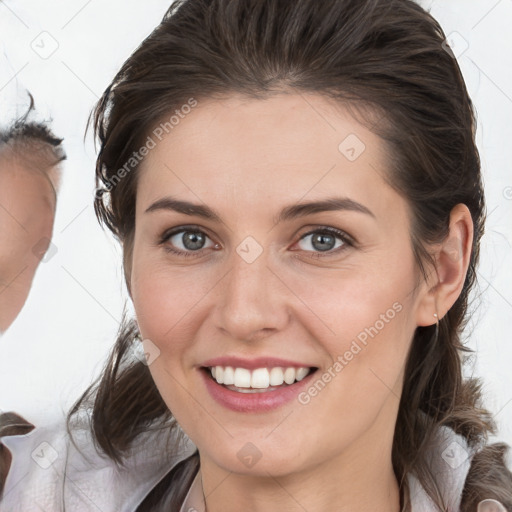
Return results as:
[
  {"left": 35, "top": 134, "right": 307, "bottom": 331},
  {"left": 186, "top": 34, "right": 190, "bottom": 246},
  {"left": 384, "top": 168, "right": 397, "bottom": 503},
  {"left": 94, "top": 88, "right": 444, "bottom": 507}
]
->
[{"left": 416, "top": 204, "right": 474, "bottom": 327}]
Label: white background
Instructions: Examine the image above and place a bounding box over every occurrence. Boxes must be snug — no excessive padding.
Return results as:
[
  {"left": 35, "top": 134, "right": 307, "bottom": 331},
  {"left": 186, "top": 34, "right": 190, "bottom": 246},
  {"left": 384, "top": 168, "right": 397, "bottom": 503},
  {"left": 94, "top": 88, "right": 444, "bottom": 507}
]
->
[{"left": 0, "top": 0, "right": 511, "bottom": 450}]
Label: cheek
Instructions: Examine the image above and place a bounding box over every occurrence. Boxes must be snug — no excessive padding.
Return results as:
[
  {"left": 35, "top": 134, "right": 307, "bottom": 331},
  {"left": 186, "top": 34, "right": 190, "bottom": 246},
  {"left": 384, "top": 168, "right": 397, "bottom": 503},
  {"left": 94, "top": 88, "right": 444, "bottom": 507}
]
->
[
  {"left": 130, "top": 252, "right": 216, "bottom": 367},
  {"left": 291, "top": 290, "right": 414, "bottom": 457},
  {"left": 288, "top": 261, "right": 417, "bottom": 408},
  {"left": 130, "top": 258, "right": 211, "bottom": 423},
  {"left": 282, "top": 260, "right": 414, "bottom": 352}
]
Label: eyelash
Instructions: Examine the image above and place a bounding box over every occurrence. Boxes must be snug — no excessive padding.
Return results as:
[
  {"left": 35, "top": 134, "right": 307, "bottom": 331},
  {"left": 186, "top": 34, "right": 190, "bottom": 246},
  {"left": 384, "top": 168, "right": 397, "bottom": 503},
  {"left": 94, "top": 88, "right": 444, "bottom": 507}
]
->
[{"left": 158, "top": 226, "right": 354, "bottom": 259}]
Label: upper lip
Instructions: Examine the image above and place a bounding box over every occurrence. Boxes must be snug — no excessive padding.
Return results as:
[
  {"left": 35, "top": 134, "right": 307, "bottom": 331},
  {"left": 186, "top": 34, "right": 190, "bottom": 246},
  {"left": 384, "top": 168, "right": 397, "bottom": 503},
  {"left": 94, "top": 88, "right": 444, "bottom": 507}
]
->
[{"left": 201, "top": 356, "right": 316, "bottom": 370}]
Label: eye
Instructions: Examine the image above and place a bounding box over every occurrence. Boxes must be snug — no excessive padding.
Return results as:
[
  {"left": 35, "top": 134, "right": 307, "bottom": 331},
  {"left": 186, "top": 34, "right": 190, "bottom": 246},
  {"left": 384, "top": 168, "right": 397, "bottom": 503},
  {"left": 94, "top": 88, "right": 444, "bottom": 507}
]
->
[
  {"left": 158, "top": 225, "right": 353, "bottom": 259},
  {"left": 159, "top": 226, "right": 217, "bottom": 257},
  {"left": 293, "top": 227, "right": 352, "bottom": 258}
]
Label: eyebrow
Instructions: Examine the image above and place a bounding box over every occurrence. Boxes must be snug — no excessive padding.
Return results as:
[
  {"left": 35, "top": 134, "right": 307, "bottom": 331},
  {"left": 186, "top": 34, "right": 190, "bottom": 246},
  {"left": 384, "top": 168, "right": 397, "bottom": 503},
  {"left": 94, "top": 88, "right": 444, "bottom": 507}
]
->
[{"left": 144, "top": 196, "right": 375, "bottom": 223}]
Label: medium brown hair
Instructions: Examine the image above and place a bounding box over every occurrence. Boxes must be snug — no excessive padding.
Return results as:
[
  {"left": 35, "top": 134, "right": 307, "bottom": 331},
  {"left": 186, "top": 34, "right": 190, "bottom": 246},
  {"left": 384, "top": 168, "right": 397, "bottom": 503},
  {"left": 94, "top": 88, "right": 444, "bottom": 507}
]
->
[{"left": 68, "top": 0, "right": 512, "bottom": 510}]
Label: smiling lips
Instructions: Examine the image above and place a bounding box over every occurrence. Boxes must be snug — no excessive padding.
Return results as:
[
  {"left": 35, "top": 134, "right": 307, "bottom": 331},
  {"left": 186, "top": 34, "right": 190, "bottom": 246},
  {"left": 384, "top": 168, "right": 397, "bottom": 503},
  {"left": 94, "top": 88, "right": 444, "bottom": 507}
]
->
[
  {"left": 200, "top": 357, "right": 318, "bottom": 411},
  {"left": 208, "top": 365, "right": 312, "bottom": 391},
  {"left": 201, "top": 364, "right": 318, "bottom": 412}
]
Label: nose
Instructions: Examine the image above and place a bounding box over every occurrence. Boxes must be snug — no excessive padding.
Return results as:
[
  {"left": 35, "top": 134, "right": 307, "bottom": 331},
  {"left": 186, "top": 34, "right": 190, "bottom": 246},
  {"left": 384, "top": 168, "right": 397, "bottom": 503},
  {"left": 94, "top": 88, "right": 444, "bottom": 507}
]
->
[{"left": 213, "top": 244, "right": 290, "bottom": 343}]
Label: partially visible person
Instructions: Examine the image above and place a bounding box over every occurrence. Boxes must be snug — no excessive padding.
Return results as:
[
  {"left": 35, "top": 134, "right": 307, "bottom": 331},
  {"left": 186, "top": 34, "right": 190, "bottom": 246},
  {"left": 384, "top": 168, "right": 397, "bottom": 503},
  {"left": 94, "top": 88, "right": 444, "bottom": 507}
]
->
[{"left": 0, "top": 95, "right": 66, "bottom": 334}]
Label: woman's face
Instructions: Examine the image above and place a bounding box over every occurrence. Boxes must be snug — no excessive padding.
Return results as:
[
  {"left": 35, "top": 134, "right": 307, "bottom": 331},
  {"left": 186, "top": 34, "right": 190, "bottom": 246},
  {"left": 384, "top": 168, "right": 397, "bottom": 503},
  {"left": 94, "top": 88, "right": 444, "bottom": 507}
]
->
[{"left": 131, "top": 93, "right": 429, "bottom": 477}]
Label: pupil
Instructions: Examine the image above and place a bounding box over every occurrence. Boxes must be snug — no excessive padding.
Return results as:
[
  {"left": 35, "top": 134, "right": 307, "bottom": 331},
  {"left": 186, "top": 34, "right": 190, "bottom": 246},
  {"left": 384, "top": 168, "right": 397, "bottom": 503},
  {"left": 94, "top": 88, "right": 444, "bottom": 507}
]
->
[
  {"left": 183, "top": 232, "right": 205, "bottom": 250},
  {"left": 312, "top": 233, "right": 334, "bottom": 252}
]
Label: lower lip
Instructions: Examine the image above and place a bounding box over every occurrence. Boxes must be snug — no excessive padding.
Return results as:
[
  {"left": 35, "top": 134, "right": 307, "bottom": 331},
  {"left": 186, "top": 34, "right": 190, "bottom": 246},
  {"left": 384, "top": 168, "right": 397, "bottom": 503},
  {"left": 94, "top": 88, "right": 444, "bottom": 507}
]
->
[{"left": 200, "top": 368, "right": 317, "bottom": 413}]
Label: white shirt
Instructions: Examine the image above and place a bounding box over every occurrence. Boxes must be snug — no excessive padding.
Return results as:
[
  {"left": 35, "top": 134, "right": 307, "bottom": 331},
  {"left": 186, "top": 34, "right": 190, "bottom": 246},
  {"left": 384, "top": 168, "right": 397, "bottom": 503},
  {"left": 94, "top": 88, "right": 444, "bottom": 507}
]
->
[{"left": 0, "top": 416, "right": 485, "bottom": 511}]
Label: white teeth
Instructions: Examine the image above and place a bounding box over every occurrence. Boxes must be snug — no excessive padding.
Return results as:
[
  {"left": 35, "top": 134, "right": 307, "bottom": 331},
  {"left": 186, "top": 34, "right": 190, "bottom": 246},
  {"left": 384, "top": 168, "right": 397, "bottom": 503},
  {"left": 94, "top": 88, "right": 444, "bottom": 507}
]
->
[
  {"left": 223, "top": 366, "right": 235, "bottom": 385},
  {"left": 284, "top": 367, "right": 296, "bottom": 385},
  {"left": 295, "top": 367, "right": 309, "bottom": 381},
  {"left": 269, "top": 367, "right": 284, "bottom": 386},
  {"left": 251, "top": 368, "right": 270, "bottom": 389},
  {"left": 234, "top": 368, "right": 251, "bottom": 388},
  {"left": 209, "top": 365, "right": 312, "bottom": 390}
]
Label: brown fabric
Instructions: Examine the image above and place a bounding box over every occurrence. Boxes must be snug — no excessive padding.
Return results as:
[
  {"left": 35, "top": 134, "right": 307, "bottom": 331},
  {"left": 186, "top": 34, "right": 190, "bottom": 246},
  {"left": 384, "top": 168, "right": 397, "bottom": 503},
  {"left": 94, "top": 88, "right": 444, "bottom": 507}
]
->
[{"left": 0, "top": 412, "right": 35, "bottom": 498}]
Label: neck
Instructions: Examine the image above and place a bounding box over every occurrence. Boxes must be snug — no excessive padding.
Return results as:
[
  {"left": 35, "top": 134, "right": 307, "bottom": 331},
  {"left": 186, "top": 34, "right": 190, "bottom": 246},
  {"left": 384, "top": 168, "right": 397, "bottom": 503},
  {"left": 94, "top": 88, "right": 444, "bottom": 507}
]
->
[
  {"left": 200, "top": 465, "right": 400, "bottom": 512},
  {"left": 198, "top": 414, "right": 401, "bottom": 512}
]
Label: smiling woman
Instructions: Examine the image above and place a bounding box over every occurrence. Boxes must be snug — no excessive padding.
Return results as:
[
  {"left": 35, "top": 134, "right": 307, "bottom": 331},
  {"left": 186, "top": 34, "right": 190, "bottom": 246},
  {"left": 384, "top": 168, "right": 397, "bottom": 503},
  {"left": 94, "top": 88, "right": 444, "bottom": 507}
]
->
[{"left": 1, "top": 0, "right": 511, "bottom": 511}]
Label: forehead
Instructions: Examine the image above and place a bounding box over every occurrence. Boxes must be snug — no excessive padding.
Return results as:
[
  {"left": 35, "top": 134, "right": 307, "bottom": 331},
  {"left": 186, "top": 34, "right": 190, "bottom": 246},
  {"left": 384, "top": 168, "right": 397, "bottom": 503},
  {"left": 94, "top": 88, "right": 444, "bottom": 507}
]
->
[
  {"left": 0, "top": 155, "right": 56, "bottom": 213},
  {"left": 136, "top": 93, "right": 399, "bottom": 221}
]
